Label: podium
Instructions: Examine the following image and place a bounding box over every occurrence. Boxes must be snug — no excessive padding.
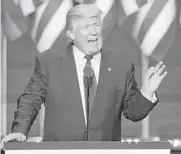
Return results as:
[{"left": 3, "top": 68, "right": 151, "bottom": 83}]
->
[{"left": 4, "top": 141, "right": 171, "bottom": 154}]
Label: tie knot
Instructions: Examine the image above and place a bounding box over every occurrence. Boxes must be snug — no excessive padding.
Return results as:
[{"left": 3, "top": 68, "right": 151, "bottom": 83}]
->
[{"left": 84, "top": 55, "right": 93, "bottom": 64}]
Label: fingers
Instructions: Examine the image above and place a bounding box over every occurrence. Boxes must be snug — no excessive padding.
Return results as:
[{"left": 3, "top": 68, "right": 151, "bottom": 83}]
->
[
  {"left": 153, "top": 61, "right": 167, "bottom": 82},
  {"left": 1, "top": 133, "right": 26, "bottom": 151},
  {"left": 155, "top": 61, "right": 163, "bottom": 72},
  {"left": 157, "top": 64, "right": 166, "bottom": 76},
  {"left": 1, "top": 134, "right": 15, "bottom": 150},
  {"left": 2, "top": 134, "right": 17, "bottom": 143},
  {"left": 153, "top": 61, "right": 167, "bottom": 77},
  {"left": 2, "top": 133, "right": 26, "bottom": 143},
  {"left": 147, "top": 61, "right": 165, "bottom": 78},
  {"left": 160, "top": 71, "right": 168, "bottom": 81}
]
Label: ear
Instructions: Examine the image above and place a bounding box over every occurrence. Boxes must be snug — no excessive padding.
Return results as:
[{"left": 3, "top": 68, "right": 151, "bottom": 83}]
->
[{"left": 66, "top": 30, "right": 75, "bottom": 41}]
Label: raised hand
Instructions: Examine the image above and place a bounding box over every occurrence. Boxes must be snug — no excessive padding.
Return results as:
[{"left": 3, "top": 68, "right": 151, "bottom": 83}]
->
[{"left": 142, "top": 61, "right": 167, "bottom": 96}]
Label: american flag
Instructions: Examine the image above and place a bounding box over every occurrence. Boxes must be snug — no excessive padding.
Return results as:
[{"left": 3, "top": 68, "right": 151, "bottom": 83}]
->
[
  {"left": 119, "top": 0, "right": 148, "bottom": 16},
  {"left": 2, "top": 0, "right": 180, "bottom": 56},
  {"left": 18, "top": 0, "right": 44, "bottom": 16},
  {"left": 31, "top": 0, "right": 148, "bottom": 52},
  {"left": 132, "top": 0, "right": 179, "bottom": 61},
  {"left": 30, "top": 0, "right": 74, "bottom": 52},
  {"left": 2, "top": 0, "right": 148, "bottom": 52},
  {"left": 31, "top": 0, "right": 116, "bottom": 53},
  {"left": 2, "top": 0, "right": 43, "bottom": 41}
]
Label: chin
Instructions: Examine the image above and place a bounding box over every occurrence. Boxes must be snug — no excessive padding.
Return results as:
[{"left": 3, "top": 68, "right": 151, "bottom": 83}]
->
[
  {"left": 85, "top": 45, "right": 102, "bottom": 55},
  {"left": 90, "top": 50, "right": 101, "bottom": 55}
]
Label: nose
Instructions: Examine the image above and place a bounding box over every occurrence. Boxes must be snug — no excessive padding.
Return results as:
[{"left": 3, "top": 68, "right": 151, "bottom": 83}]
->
[{"left": 90, "top": 25, "right": 98, "bottom": 36}]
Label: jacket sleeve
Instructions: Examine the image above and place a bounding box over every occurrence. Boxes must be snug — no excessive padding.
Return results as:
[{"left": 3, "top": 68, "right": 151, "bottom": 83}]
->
[
  {"left": 11, "top": 55, "right": 48, "bottom": 137},
  {"left": 122, "top": 62, "right": 158, "bottom": 122}
]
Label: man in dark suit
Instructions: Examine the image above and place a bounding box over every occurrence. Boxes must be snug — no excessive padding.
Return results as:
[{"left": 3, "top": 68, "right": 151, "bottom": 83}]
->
[{"left": 2, "top": 4, "right": 167, "bottom": 142}]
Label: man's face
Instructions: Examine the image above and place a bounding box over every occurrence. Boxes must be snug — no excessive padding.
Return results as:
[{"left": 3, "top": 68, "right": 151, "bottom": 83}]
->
[{"left": 72, "top": 17, "right": 102, "bottom": 55}]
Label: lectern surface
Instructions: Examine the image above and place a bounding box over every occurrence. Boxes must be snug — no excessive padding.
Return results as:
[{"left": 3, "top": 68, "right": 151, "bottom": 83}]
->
[
  {"left": 4, "top": 141, "right": 171, "bottom": 154},
  {"left": 4, "top": 141, "right": 171, "bottom": 149}
]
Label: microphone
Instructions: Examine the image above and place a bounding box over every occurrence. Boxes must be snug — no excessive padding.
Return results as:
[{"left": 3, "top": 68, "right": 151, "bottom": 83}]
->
[
  {"left": 83, "top": 64, "right": 93, "bottom": 88},
  {"left": 83, "top": 64, "right": 93, "bottom": 78},
  {"left": 83, "top": 64, "right": 93, "bottom": 141}
]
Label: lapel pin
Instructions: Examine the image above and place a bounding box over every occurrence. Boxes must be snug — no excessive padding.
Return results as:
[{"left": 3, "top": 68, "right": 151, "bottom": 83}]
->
[{"left": 108, "top": 68, "right": 111, "bottom": 71}]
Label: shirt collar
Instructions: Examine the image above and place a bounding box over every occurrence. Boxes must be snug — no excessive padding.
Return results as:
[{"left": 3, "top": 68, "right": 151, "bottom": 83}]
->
[
  {"left": 73, "top": 45, "right": 101, "bottom": 61},
  {"left": 73, "top": 45, "right": 85, "bottom": 60}
]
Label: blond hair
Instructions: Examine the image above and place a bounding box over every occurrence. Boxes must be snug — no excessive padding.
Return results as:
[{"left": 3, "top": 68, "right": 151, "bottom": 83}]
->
[{"left": 66, "top": 4, "right": 102, "bottom": 30}]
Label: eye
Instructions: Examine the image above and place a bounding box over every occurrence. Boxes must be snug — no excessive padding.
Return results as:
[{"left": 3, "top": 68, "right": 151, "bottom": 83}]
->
[
  {"left": 95, "top": 23, "right": 100, "bottom": 27},
  {"left": 84, "top": 25, "right": 89, "bottom": 29}
]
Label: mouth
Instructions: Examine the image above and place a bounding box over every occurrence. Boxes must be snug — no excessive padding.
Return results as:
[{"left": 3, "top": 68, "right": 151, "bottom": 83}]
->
[{"left": 88, "top": 38, "right": 98, "bottom": 44}]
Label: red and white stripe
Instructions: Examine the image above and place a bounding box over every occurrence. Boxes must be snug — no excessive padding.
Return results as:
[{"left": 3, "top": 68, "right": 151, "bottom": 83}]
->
[
  {"left": 3, "top": 0, "right": 27, "bottom": 41},
  {"left": 132, "top": 0, "right": 177, "bottom": 61},
  {"left": 119, "top": 0, "right": 148, "bottom": 16},
  {"left": 3, "top": 0, "right": 43, "bottom": 41},
  {"left": 94, "top": 0, "right": 115, "bottom": 19},
  {"left": 18, "top": 0, "right": 43, "bottom": 16},
  {"left": 31, "top": 0, "right": 114, "bottom": 53},
  {"left": 31, "top": 0, "right": 73, "bottom": 53},
  {"left": 94, "top": 0, "right": 117, "bottom": 39},
  {"left": 30, "top": 0, "right": 150, "bottom": 53},
  {"left": 95, "top": 0, "right": 148, "bottom": 38}
]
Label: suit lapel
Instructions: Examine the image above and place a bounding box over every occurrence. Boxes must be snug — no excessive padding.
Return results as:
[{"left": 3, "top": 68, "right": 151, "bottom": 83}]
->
[
  {"left": 60, "top": 43, "right": 86, "bottom": 126},
  {"left": 89, "top": 48, "right": 113, "bottom": 120}
]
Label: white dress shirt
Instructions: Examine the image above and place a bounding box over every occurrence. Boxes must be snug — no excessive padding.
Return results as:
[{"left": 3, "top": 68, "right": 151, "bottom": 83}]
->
[
  {"left": 73, "top": 46, "right": 101, "bottom": 124},
  {"left": 73, "top": 45, "right": 157, "bottom": 124}
]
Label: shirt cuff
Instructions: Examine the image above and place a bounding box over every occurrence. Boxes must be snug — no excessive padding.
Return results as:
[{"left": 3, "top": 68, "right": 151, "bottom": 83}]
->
[{"left": 140, "top": 88, "right": 158, "bottom": 103}]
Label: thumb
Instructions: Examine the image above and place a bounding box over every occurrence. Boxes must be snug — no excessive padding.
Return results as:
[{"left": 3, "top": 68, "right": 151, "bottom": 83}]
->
[{"left": 1, "top": 141, "right": 4, "bottom": 151}]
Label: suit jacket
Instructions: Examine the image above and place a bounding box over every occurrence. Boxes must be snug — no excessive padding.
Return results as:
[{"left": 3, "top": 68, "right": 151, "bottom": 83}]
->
[{"left": 11, "top": 43, "right": 158, "bottom": 141}]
